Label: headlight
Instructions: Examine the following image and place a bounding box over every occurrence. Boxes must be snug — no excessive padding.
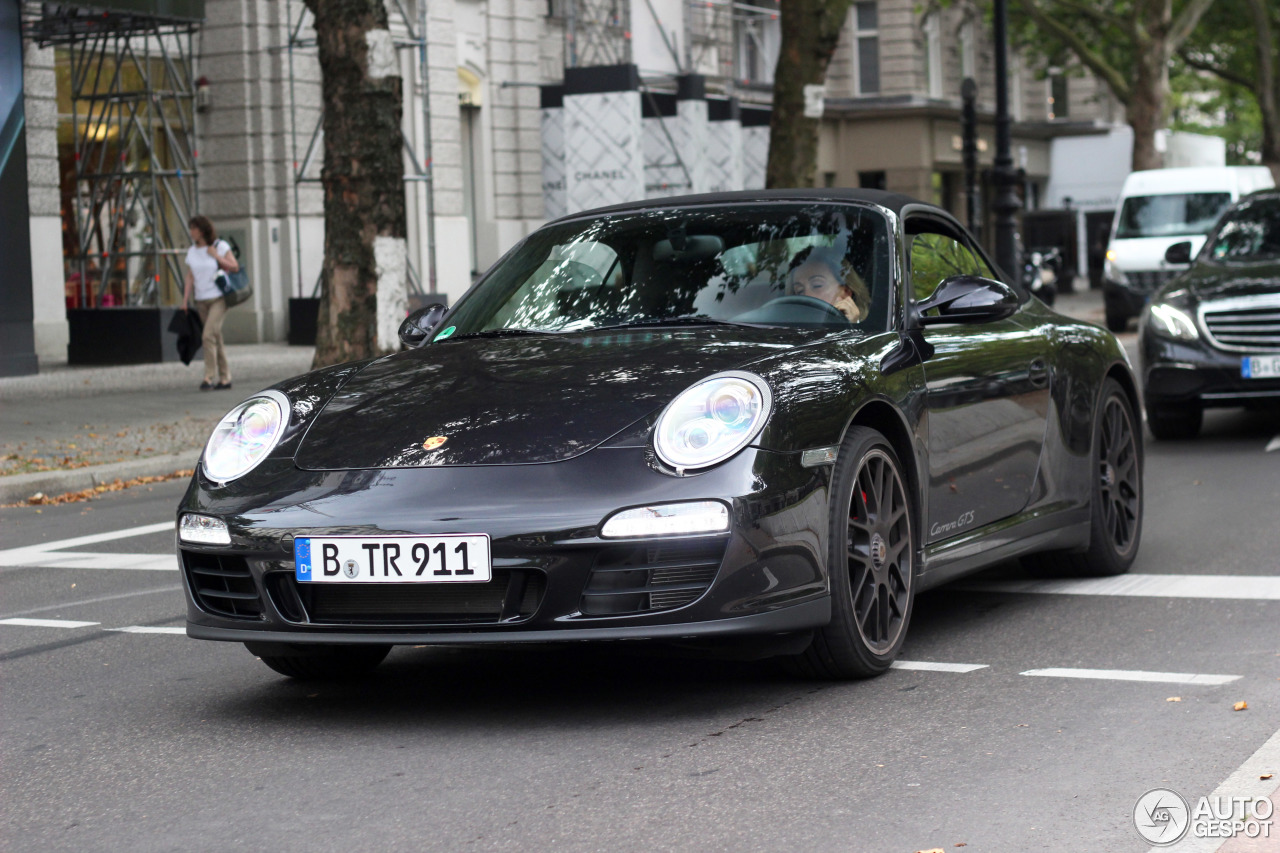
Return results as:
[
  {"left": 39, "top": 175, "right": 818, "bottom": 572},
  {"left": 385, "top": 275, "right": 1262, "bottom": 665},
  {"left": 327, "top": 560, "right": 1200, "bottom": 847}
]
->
[
  {"left": 1104, "top": 256, "right": 1128, "bottom": 285},
  {"left": 654, "top": 372, "right": 771, "bottom": 472},
  {"left": 1147, "top": 302, "right": 1199, "bottom": 341},
  {"left": 202, "top": 390, "right": 290, "bottom": 483}
]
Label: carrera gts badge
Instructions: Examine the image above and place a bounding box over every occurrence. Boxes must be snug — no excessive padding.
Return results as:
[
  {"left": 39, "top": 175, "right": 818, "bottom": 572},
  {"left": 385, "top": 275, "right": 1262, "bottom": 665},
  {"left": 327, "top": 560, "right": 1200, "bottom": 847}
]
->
[{"left": 422, "top": 436, "right": 448, "bottom": 451}]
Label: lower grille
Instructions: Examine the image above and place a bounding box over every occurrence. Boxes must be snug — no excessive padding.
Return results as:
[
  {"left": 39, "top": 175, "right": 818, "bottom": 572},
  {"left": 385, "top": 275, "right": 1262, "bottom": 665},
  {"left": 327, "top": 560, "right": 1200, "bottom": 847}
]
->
[
  {"left": 182, "top": 550, "right": 262, "bottom": 619},
  {"left": 581, "top": 539, "right": 726, "bottom": 616},
  {"left": 278, "top": 570, "right": 545, "bottom": 625},
  {"left": 1203, "top": 299, "right": 1280, "bottom": 352}
]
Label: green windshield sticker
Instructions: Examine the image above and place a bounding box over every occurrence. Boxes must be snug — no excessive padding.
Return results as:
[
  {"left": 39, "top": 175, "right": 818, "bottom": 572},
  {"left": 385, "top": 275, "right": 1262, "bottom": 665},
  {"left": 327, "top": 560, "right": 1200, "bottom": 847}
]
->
[{"left": 434, "top": 325, "right": 456, "bottom": 341}]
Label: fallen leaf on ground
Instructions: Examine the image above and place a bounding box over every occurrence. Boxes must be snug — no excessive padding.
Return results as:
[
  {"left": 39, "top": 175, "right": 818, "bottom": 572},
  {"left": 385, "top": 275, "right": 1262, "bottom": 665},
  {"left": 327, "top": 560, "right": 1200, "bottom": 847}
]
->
[
  {"left": 7, "top": 470, "right": 194, "bottom": 507},
  {"left": 1167, "top": 697, "right": 1182, "bottom": 702},
  {"left": 915, "top": 849, "right": 945, "bottom": 853},
  {"left": 1261, "top": 774, "right": 1273, "bottom": 780},
  {"left": 1233, "top": 701, "right": 1248, "bottom": 711}
]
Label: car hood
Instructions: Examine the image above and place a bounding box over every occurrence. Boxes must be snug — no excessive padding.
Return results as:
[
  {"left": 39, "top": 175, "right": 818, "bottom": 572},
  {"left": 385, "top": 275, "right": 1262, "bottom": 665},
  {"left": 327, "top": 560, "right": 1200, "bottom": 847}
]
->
[
  {"left": 294, "top": 329, "right": 804, "bottom": 469},
  {"left": 1177, "top": 259, "right": 1280, "bottom": 302},
  {"left": 1109, "top": 236, "right": 1205, "bottom": 273}
]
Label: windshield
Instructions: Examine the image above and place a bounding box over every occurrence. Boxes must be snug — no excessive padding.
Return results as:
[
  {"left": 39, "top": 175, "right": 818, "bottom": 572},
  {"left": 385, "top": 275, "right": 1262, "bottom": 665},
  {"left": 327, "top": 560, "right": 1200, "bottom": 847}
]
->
[
  {"left": 439, "top": 203, "right": 894, "bottom": 337},
  {"left": 1115, "top": 192, "right": 1232, "bottom": 239},
  {"left": 1206, "top": 197, "right": 1280, "bottom": 262}
]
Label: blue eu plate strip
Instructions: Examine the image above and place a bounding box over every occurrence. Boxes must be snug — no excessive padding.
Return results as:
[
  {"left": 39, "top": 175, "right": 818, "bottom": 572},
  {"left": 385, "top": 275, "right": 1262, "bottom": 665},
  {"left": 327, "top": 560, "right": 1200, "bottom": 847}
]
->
[{"left": 295, "top": 538, "right": 312, "bottom": 580}]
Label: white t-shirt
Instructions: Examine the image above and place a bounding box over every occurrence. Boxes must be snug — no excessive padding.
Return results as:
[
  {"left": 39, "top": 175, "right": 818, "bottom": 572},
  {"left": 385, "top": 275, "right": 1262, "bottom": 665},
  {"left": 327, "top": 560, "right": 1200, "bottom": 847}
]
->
[{"left": 187, "top": 239, "right": 233, "bottom": 301}]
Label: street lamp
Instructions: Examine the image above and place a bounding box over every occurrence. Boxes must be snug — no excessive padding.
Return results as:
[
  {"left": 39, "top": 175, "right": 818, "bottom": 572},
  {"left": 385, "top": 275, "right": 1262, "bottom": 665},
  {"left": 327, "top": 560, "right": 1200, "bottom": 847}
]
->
[{"left": 990, "top": 0, "right": 1022, "bottom": 280}]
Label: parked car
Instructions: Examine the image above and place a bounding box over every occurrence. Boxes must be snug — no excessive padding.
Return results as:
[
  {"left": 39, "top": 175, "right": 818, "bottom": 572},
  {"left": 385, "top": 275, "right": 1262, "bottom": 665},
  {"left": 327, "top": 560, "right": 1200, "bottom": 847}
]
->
[
  {"left": 1104, "top": 166, "right": 1274, "bottom": 331},
  {"left": 178, "top": 189, "right": 1143, "bottom": 681},
  {"left": 1140, "top": 189, "right": 1280, "bottom": 439}
]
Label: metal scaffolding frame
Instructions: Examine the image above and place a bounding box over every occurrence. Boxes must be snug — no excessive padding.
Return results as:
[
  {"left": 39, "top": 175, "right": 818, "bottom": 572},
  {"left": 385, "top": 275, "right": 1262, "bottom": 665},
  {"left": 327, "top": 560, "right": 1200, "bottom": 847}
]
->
[
  {"left": 283, "top": 0, "right": 436, "bottom": 298},
  {"left": 565, "top": 0, "right": 631, "bottom": 68},
  {"left": 27, "top": 4, "right": 200, "bottom": 308}
]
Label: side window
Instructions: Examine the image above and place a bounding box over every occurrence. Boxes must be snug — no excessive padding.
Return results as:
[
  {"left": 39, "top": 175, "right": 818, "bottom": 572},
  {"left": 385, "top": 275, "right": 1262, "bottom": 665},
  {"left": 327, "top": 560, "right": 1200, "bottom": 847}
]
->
[{"left": 909, "top": 231, "right": 986, "bottom": 301}]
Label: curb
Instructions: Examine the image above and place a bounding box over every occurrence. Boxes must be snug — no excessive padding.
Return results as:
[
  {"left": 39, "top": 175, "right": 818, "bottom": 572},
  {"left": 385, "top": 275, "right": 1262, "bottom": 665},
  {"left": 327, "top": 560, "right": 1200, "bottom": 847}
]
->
[{"left": 0, "top": 452, "right": 198, "bottom": 505}]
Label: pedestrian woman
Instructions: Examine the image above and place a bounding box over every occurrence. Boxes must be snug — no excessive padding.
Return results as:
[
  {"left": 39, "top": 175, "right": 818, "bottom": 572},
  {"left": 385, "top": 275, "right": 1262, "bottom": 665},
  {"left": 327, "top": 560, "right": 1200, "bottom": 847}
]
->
[{"left": 182, "top": 215, "right": 239, "bottom": 391}]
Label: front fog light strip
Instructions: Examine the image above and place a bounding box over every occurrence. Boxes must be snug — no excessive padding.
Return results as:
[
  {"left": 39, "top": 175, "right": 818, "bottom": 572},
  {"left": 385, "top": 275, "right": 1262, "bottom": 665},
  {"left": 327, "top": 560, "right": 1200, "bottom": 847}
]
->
[
  {"left": 180, "top": 514, "right": 231, "bottom": 546},
  {"left": 601, "top": 501, "right": 730, "bottom": 538}
]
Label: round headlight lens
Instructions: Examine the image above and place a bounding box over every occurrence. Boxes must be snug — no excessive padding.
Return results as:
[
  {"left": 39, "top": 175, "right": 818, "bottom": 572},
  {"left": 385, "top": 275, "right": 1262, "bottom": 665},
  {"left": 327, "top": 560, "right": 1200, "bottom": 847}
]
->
[
  {"left": 202, "top": 390, "right": 289, "bottom": 483},
  {"left": 655, "top": 373, "right": 771, "bottom": 471}
]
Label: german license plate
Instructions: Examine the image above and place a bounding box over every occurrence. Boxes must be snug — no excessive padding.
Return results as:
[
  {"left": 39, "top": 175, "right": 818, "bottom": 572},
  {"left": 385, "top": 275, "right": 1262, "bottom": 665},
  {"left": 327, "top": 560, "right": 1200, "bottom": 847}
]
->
[
  {"left": 295, "top": 535, "right": 492, "bottom": 583},
  {"left": 1242, "top": 355, "right": 1280, "bottom": 379}
]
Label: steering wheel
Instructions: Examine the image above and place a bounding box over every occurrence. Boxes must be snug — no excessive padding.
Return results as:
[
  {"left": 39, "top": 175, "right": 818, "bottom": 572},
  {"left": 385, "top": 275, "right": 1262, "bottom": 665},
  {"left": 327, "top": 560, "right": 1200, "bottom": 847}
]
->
[{"left": 761, "top": 295, "right": 850, "bottom": 322}]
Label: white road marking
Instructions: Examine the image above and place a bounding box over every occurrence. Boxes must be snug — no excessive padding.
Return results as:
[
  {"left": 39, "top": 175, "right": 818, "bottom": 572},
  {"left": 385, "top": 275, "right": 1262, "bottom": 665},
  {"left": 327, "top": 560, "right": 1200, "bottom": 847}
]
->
[
  {"left": 1267, "top": 434, "right": 1280, "bottom": 453},
  {"left": 0, "top": 617, "right": 99, "bottom": 628},
  {"left": 963, "top": 574, "right": 1280, "bottom": 601},
  {"left": 1152, "top": 726, "right": 1280, "bottom": 852},
  {"left": 1021, "top": 668, "right": 1241, "bottom": 685},
  {"left": 891, "top": 660, "right": 989, "bottom": 673},
  {"left": 106, "top": 626, "right": 186, "bottom": 635},
  {"left": 0, "top": 521, "right": 176, "bottom": 571}
]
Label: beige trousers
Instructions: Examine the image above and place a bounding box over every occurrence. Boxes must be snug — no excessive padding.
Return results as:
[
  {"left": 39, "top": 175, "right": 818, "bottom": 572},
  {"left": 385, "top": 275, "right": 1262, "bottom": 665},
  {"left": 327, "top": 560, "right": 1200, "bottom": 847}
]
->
[{"left": 195, "top": 296, "right": 231, "bottom": 384}]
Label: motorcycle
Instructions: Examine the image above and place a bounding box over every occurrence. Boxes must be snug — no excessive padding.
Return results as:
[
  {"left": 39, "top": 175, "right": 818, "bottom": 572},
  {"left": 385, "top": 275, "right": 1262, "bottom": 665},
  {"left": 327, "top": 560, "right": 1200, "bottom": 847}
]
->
[{"left": 1022, "top": 246, "right": 1061, "bottom": 305}]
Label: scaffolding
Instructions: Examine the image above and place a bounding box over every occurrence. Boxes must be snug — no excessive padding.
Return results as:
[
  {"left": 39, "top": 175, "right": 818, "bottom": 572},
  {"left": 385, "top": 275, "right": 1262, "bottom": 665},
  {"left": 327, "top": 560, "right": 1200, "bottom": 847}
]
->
[
  {"left": 282, "top": 0, "right": 436, "bottom": 298},
  {"left": 565, "top": 0, "right": 631, "bottom": 68},
  {"left": 26, "top": 3, "right": 201, "bottom": 308}
]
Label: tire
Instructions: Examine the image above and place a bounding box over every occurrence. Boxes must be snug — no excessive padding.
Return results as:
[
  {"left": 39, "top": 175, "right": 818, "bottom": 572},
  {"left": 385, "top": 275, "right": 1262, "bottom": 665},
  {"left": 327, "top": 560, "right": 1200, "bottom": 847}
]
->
[
  {"left": 1024, "top": 379, "right": 1143, "bottom": 577},
  {"left": 1105, "top": 308, "right": 1128, "bottom": 332},
  {"left": 787, "top": 427, "right": 916, "bottom": 679},
  {"left": 1146, "top": 400, "right": 1202, "bottom": 440},
  {"left": 246, "top": 643, "right": 392, "bottom": 680}
]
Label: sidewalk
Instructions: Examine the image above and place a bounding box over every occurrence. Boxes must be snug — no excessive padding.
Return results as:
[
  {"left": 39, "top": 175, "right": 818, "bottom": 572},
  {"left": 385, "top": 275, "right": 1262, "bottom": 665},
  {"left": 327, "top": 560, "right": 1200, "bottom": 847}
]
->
[{"left": 0, "top": 343, "right": 314, "bottom": 504}]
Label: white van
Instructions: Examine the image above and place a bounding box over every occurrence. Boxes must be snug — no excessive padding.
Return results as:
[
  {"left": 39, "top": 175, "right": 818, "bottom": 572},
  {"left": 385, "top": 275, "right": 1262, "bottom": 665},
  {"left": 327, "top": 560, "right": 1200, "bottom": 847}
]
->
[{"left": 1102, "top": 165, "right": 1274, "bottom": 330}]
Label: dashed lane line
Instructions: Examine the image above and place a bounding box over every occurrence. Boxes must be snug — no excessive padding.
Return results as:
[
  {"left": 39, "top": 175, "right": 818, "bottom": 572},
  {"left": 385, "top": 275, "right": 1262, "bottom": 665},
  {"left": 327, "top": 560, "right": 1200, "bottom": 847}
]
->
[
  {"left": 0, "top": 617, "right": 99, "bottom": 629},
  {"left": 105, "top": 626, "right": 186, "bottom": 635},
  {"left": 891, "top": 660, "right": 988, "bottom": 673},
  {"left": 0, "top": 585, "right": 181, "bottom": 620},
  {"left": 962, "top": 574, "right": 1280, "bottom": 601},
  {"left": 1021, "top": 668, "right": 1241, "bottom": 686},
  {"left": 1266, "top": 434, "right": 1280, "bottom": 453},
  {"left": 0, "top": 521, "right": 176, "bottom": 571}
]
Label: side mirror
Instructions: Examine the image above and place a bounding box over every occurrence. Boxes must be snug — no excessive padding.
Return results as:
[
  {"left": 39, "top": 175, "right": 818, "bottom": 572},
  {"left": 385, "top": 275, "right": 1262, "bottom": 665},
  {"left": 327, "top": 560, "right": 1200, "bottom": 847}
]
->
[
  {"left": 398, "top": 303, "right": 448, "bottom": 348},
  {"left": 915, "top": 275, "right": 1019, "bottom": 326},
  {"left": 1164, "top": 241, "right": 1193, "bottom": 265}
]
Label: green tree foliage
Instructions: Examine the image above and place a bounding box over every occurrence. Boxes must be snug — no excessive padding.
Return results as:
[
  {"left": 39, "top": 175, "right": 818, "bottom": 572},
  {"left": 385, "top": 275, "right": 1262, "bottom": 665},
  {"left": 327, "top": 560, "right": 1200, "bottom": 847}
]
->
[
  {"left": 1012, "top": 0, "right": 1217, "bottom": 171},
  {"left": 766, "top": 0, "right": 856, "bottom": 188},
  {"left": 1176, "top": 0, "right": 1279, "bottom": 181}
]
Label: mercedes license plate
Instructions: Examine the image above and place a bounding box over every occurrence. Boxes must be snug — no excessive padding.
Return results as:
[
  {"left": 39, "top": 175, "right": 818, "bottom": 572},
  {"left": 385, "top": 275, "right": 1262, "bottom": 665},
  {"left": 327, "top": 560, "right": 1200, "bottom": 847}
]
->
[
  {"left": 1242, "top": 355, "right": 1280, "bottom": 379},
  {"left": 295, "top": 535, "right": 492, "bottom": 583}
]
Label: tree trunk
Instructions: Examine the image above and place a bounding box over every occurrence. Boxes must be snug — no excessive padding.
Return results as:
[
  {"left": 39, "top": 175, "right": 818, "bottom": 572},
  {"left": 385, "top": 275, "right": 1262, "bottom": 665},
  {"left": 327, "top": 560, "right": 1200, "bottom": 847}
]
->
[
  {"left": 305, "top": 0, "right": 407, "bottom": 369},
  {"left": 1128, "top": 50, "right": 1170, "bottom": 171},
  {"left": 766, "top": 0, "right": 854, "bottom": 188},
  {"left": 1246, "top": 0, "right": 1280, "bottom": 183}
]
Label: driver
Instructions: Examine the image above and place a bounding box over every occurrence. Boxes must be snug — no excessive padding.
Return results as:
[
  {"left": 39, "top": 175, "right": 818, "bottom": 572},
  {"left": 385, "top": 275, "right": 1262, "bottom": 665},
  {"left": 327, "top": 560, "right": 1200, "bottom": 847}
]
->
[{"left": 787, "top": 246, "right": 869, "bottom": 322}]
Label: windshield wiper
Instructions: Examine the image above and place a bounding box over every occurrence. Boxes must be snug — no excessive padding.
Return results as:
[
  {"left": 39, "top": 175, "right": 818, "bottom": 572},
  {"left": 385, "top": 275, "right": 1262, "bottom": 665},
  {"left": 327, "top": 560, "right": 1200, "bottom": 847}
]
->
[
  {"left": 590, "top": 315, "right": 770, "bottom": 331},
  {"left": 447, "top": 328, "right": 555, "bottom": 340}
]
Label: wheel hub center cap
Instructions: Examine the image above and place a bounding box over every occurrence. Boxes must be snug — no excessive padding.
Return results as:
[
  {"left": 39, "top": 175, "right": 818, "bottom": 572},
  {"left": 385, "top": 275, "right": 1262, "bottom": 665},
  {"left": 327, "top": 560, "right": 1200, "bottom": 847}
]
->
[{"left": 870, "top": 533, "right": 887, "bottom": 570}]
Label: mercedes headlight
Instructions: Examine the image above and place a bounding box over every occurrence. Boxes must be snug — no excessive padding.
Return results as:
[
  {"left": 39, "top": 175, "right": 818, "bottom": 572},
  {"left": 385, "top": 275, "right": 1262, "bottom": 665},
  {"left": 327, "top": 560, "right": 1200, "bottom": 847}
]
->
[
  {"left": 1146, "top": 302, "right": 1199, "bottom": 341},
  {"left": 654, "top": 372, "right": 771, "bottom": 472},
  {"left": 202, "top": 390, "right": 290, "bottom": 484}
]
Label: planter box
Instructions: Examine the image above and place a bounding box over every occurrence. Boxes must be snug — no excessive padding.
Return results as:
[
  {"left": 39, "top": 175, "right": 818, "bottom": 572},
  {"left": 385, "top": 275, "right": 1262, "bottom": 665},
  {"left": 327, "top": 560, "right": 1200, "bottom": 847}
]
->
[{"left": 67, "top": 307, "right": 182, "bottom": 365}]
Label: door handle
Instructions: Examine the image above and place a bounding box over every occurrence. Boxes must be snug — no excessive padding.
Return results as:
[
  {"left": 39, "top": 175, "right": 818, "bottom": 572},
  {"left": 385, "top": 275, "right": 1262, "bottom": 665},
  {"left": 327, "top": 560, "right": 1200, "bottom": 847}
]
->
[{"left": 1029, "top": 358, "right": 1049, "bottom": 387}]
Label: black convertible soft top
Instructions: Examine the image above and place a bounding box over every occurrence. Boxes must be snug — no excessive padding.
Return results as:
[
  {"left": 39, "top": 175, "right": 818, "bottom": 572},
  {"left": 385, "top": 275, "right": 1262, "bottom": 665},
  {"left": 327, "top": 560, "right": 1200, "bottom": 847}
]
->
[{"left": 551, "top": 188, "right": 934, "bottom": 225}]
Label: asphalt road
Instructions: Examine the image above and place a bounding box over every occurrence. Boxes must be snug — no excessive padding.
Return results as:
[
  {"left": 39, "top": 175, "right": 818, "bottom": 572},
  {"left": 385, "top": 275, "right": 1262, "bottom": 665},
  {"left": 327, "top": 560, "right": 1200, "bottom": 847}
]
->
[{"left": 2, "top": 361, "right": 1278, "bottom": 852}]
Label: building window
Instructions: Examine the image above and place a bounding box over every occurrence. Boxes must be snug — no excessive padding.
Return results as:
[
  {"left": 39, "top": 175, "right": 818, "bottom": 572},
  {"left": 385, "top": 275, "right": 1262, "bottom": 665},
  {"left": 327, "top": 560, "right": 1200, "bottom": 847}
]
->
[
  {"left": 922, "top": 14, "right": 942, "bottom": 98},
  {"left": 823, "top": 171, "right": 838, "bottom": 188},
  {"left": 853, "top": 2, "right": 880, "bottom": 96},
  {"left": 1049, "top": 70, "right": 1068, "bottom": 119},
  {"left": 735, "top": 3, "right": 781, "bottom": 86},
  {"left": 859, "top": 170, "right": 886, "bottom": 190}
]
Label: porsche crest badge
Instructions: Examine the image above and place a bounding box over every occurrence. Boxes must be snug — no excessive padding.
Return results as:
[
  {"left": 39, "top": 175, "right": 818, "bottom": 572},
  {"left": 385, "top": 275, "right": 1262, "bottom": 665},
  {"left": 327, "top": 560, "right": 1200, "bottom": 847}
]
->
[{"left": 422, "top": 436, "right": 448, "bottom": 451}]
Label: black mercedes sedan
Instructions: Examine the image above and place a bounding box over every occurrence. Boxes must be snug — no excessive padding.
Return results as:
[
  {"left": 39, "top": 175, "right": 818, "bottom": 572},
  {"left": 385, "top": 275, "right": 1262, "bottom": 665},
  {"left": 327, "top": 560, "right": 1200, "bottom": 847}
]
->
[
  {"left": 178, "top": 189, "right": 1143, "bottom": 681},
  {"left": 1140, "top": 190, "right": 1280, "bottom": 439}
]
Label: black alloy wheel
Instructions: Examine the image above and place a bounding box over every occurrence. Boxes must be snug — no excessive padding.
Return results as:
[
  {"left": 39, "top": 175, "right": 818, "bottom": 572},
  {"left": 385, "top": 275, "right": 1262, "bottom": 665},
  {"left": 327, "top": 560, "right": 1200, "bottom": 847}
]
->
[
  {"left": 246, "top": 643, "right": 392, "bottom": 680},
  {"left": 788, "top": 427, "right": 915, "bottom": 679},
  {"left": 1145, "top": 400, "right": 1203, "bottom": 441},
  {"left": 1025, "top": 378, "right": 1143, "bottom": 577}
]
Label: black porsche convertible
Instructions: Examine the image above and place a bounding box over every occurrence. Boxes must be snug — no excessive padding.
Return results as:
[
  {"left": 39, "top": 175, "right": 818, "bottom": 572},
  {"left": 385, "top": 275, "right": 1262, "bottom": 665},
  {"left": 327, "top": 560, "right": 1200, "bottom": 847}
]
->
[{"left": 178, "top": 189, "right": 1143, "bottom": 680}]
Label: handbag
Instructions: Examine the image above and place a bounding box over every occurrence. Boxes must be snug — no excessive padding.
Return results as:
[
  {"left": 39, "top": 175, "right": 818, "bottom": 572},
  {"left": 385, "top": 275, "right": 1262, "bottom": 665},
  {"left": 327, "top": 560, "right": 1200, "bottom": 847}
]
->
[{"left": 215, "top": 237, "right": 253, "bottom": 307}]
